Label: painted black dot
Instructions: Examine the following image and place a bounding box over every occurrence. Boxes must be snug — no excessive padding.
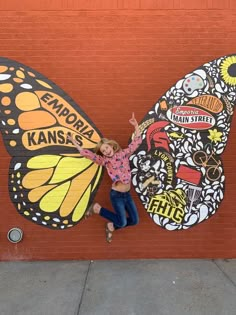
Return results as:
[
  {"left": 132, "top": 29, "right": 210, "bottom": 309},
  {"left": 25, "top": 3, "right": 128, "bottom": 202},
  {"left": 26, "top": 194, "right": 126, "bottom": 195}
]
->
[
  {"left": 188, "top": 88, "right": 192, "bottom": 92},
  {"left": 228, "top": 63, "right": 236, "bottom": 77}
]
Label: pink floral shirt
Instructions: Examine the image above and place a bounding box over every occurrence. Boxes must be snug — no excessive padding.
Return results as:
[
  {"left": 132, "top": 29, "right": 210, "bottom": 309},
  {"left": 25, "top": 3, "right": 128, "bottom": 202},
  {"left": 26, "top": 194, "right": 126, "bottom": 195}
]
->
[{"left": 80, "top": 135, "right": 142, "bottom": 184}]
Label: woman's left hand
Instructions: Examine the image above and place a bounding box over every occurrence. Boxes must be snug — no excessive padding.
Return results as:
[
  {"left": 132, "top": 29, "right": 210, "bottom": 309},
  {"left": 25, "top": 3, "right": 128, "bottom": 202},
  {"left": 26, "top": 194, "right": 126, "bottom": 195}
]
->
[
  {"left": 129, "top": 112, "right": 138, "bottom": 127},
  {"left": 129, "top": 112, "right": 140, "bottom": 137}
]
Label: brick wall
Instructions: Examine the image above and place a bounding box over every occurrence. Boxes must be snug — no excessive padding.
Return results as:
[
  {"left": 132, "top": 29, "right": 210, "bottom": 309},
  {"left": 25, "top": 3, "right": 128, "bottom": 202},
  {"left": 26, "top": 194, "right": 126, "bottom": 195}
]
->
[{"left": 0, "top": 0, "right": 235, "bottom": 260}]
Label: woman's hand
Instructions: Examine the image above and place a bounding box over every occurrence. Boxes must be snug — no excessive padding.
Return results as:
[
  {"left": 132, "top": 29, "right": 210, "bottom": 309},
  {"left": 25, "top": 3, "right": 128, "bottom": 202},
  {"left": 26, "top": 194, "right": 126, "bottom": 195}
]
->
[
  {"left": 129, "top": 113, "right": 140, "bottom": 137},
  {"left": 67, "top": 133, "right": 82, "bottom": 151},
  {"left": 129, "top": 112, "right": 138, "bottom": 127}
]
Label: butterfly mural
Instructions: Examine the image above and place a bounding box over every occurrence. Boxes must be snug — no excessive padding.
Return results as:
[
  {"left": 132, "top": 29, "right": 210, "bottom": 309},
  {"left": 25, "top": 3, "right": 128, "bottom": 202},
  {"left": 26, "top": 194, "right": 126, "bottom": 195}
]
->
[
  {"left": 130, "top": 54, "right": 236, "bottom": 230},
  {"left": 0, "top": 57, "right": 103, "bottom": 230},
  {"left": 1, "top": 55, "right": 235, "bottom": 232}
]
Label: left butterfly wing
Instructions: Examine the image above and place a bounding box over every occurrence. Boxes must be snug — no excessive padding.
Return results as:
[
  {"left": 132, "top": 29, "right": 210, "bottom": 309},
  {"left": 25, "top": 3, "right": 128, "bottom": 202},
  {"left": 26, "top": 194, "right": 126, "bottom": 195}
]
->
[
  {"left": 130, "top": 54, "right": 236, "bottom": 231},
  {"left": 0, "top": 57, "right": 103, "bottom": 229}
]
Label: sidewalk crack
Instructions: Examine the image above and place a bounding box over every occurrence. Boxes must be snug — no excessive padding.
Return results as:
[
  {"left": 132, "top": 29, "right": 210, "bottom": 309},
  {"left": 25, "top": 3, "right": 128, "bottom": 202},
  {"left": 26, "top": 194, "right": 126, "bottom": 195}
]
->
[
  {"left": 212, "top": 260, "right": 236, "bottom": 289},
  {"left": 76, "top": 260, "right": 92, "bottom": 315}
]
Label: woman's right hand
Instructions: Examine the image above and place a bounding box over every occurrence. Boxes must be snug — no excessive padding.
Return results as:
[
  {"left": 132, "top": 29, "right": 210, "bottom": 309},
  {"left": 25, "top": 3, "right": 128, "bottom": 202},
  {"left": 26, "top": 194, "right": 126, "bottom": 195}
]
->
[{"left": 67, "top": 133, "right": 82, "bottom": 151}]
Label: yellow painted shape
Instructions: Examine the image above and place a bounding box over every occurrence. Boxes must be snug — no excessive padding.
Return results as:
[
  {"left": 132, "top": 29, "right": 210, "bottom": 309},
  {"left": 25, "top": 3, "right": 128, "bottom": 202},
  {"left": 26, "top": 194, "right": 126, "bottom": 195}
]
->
[
  {"left": 15, "top": 92, "right": 40, "bottom": 111},
  {"left": 28, "top": 185, "right": 56, "bottom": 202},
  {"left": 92, "top": 165, "right": 102, "bottom": 192},
  {"left": 7, "top": 119, "right": 15, "bottom": 125},
  {"left": 10, "top": 140, "right": 16, "bottom": 147},
  {"left": 0, "top": 84, "right": 13, "bottom": 93},
  {"left": 16, "top": 70, "right": 25, "bottom": 79},
  {"left": 60, "top": 163, "right": 98, "bottom": 217},
  {"left": 49, "top": 157, "right": 92, "bottom": 184},
  {"left": 22, "top": 168, "right": 54, "bottom": 189},
  {"left": 27, "top": 155, "right": 61, "bottom": 169},
  {"left": 72, "top": 185, "right": 91, "bottom": 222},
  {"left": 40, "top": 181, "right": 70, "bottom": 212},
  {"left": 36, "top": 79, "right": 52, "bottom": 89}
]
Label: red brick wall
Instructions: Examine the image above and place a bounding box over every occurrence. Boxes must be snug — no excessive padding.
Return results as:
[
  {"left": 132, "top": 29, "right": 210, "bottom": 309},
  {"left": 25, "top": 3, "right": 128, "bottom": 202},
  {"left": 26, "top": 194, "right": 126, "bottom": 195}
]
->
[{"left": 0, "top": 0, "right": 236, "bottom": 260}]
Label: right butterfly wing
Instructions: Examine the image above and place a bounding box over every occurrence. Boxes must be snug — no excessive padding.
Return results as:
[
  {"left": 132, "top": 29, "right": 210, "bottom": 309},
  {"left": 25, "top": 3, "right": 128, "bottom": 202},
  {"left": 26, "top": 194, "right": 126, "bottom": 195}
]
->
[
  {"left": 130, "top": 54, "right": 236, "bottom": 231},
  {"left": 0, "top": 57, "right": 103, "bottom": 229}
]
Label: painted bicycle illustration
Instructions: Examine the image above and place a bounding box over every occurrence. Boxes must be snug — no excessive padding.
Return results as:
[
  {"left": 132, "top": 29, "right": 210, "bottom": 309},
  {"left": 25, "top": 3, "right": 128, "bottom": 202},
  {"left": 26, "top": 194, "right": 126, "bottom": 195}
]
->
[{"left": 193, "top": 150, "right": 222, "bottom": 181}]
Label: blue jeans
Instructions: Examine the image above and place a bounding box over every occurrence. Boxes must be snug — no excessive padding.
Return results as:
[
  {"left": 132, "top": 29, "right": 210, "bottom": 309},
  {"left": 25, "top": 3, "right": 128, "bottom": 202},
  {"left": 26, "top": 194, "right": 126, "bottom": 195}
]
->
[{"left": 100, "top": 189, "right": 139, "bottom": 229}]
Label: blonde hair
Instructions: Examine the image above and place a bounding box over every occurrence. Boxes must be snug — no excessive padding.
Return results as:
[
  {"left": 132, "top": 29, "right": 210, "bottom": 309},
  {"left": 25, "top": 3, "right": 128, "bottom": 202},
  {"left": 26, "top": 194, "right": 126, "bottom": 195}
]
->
[{"left": 95, "top": 138, "right": 121, "bottom": 156}]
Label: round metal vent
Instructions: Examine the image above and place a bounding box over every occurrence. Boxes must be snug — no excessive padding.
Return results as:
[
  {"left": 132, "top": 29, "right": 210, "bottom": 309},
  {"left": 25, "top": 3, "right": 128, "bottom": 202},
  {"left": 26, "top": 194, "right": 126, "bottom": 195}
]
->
[{"left": 7, "top": 228, "right": 23, "bottom": 243}]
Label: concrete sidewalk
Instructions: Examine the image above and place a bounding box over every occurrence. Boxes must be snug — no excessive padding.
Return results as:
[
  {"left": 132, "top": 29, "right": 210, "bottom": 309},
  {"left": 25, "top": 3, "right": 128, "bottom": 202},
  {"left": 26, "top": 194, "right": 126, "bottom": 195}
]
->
[{"left": 0, "top": 259, "right": 235, "bottom": 315}]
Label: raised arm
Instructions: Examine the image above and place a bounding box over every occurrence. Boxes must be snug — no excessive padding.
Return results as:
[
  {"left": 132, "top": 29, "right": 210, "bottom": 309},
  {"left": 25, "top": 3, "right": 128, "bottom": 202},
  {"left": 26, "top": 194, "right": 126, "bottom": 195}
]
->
[
  {"left": 67, "top": 134, "right": 82, "bottom": 152},
  {"left": 124, "top": 113, "right": 142, "bottom": 156},
  {"left": 67, "top": 133, "right": 105, "bottom": 166},
  {"left": 129, "top": 112, "right": 141, "bottom": 138}
]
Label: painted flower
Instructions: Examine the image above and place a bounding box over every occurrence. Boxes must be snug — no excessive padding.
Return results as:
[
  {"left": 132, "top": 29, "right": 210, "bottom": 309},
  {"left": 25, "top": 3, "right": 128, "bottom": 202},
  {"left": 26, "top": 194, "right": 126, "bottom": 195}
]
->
[
  {"left": 207, "top": 129, "right": 223, "bottom": 143},
  {"left": 220, "top": 56, "right": 236, "bottom": 85}
]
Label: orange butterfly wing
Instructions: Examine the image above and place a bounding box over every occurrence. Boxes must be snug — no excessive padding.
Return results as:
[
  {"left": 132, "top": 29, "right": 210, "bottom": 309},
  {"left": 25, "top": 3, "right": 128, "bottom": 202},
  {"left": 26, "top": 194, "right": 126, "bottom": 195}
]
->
[{"left": 0, "top": 57, "right": 103, "bottom": 229}]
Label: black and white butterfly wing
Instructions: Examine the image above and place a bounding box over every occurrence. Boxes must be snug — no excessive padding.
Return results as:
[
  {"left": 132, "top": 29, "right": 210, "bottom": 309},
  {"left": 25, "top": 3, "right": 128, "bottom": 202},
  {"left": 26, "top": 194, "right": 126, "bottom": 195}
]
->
[{"left": 130, "top": 54, "right": 236, "bottom": 230}]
